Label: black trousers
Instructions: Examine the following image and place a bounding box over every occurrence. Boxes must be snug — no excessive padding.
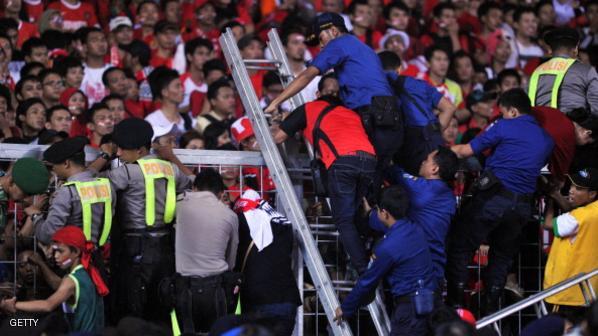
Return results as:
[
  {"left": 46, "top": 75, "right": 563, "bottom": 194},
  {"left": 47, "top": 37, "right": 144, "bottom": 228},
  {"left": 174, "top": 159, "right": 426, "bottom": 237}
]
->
[
  {"left": 446, "top": 187, "right": 532, "bottom": 301},
  {"left": 112, "top": 231, "right": 175, "bottom": 323},
  {"left": 174, "top": 273, "right": 228, "bottom": 334}
]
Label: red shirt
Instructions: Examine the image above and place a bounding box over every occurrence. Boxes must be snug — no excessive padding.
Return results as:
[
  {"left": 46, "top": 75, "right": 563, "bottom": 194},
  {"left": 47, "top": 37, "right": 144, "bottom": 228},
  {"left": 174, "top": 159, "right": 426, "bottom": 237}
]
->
[
  {"left": 17, "top": 21, "right": 39, "bottom": 49},
  {"left": 124, "top": 99, "right": 146, "bottom": 119},
  {"left": 531, "top": 106, "right": 576, "bottom": 180},
  {"left": 149, "top": 50, "right": 174, "bottom": 69},
  {"left": 134, "top": 28, "right": 156, "bottom": 49},
  {"left": 48, "top": 0, "right": 98, "bottom": 31},
  {"left": 354, "top": 30, "right": 383, "bottom": 50},
  {"left": 24, "top": 0, "right": 44, "bottom": 23}
]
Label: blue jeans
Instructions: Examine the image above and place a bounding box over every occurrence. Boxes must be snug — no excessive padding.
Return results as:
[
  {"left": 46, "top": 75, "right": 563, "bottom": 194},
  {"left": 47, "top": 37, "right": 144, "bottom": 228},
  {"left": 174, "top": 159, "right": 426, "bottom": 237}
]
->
[
  {"left": 327, "top": 153, "right": 377, "bottom": 274},
  {"left": 249, "top": 302, "right": 297, "bottom": 336},
  {"left": 390, "top": 300, "right": 428, "bottom": 336},
  {"left": 446, "top": 189, "right": 532, "bottom": 293}
]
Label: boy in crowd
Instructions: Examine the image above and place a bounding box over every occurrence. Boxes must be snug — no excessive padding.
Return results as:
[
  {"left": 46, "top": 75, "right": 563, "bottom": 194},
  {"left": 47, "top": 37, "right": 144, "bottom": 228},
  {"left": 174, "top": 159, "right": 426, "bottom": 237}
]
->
[
  {"left": 45, "top": 105, "right": 73, "bottom": 133},
  {"left": 86, "top": 103, "right": 115, "bottom": 148}
]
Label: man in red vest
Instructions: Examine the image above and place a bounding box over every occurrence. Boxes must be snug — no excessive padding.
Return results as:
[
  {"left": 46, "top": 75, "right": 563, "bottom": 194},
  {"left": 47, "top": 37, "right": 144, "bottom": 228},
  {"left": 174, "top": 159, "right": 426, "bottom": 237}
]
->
[{"left": 273, "top": 95, "right": 376, "bottom": 274}]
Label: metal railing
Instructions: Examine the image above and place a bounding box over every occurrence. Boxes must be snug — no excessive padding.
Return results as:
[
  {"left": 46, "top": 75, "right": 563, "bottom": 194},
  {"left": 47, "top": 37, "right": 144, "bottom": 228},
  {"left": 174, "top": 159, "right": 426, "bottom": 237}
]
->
[{"left": 477, "top": 268, "right": 598, "bottom": 333}]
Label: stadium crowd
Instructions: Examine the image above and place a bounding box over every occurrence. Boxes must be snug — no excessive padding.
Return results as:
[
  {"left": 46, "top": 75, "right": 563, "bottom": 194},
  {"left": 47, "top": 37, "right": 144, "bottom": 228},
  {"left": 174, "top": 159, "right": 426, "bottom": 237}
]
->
[{"left": 0, "top": 0, "right": 597, "bottom": 335}]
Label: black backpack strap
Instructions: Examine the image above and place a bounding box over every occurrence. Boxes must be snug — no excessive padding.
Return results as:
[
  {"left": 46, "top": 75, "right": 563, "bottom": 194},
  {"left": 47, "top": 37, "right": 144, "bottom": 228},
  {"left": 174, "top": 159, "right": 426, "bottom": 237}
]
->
[
  {"left": 393, "top": 75, "right": 435, "bottom": 122},
  {"left": 312, "top": 104, "right": 340, "bottom": 160}
]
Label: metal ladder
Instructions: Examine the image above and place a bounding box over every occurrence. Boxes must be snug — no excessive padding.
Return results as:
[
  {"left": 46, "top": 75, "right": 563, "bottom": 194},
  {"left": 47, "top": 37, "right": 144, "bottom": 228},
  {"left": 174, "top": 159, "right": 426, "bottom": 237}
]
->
[{"left": 220, "top": 27, "right": 390, "bottom": 335}]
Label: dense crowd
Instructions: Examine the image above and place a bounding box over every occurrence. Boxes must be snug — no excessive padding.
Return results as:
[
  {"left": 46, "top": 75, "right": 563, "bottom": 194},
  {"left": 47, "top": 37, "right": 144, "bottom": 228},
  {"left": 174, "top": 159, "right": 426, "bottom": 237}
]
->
[{"left": 0, "top": 0, "right": 597, "bottom": 335}]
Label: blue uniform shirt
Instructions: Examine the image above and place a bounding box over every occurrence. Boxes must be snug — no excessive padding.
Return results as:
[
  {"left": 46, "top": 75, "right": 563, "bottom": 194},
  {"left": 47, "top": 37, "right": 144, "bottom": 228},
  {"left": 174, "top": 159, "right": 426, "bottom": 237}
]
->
[
  {"left": 341, "top": 218, "right": 434, "bottom": 318},
  {"left": 310, "top": 34, "right": 392, "bottom": 109},
  {"left": 387, "top": 72, "right": 443, "bottom": 127},
  {"left": 393, "top": 167, "right": 455, "bottom": 285},
  {"left": 470, "top": 114, "right": 554, "bottom": 194}
]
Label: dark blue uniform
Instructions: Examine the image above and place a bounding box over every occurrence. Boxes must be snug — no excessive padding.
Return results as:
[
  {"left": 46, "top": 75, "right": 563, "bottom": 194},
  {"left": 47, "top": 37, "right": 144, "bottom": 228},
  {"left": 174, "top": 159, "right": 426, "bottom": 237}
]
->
[
  {"left": 342, "top": 219, "right": 434, "bottom": 336},
  {"left": 446, "top": 114, "right": 554, "bottom": 311},
  {"left": 311, "top": 34, "right": 392, "bottom": 109},
  {"left": 387, "top": 72, "right": 445, "bottom": 175}
]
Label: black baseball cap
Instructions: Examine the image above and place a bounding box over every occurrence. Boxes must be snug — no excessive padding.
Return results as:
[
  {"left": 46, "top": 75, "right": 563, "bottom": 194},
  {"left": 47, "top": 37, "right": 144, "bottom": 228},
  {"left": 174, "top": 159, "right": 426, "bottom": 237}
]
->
[
  {"left": 466, "top": 90, "right": 495, "bottom": 110},
  {"left": 307, "top": 12, "right": 347, "bottom": 43},
  {"left": 568, "top": 168, "right": 598, "bottom": 190},
  {"left": 543, "top": 27, "right": 580, "bottom": 49}
]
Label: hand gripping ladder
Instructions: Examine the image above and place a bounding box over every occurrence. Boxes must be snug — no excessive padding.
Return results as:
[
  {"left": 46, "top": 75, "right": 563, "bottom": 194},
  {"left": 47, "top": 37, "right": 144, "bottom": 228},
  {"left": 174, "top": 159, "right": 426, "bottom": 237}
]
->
[
  {"left": 266, "top": 29, "right": 391, "bottom": 336},
  {"left": 220, "top": 27, "right": 390, "bottom": 335}
]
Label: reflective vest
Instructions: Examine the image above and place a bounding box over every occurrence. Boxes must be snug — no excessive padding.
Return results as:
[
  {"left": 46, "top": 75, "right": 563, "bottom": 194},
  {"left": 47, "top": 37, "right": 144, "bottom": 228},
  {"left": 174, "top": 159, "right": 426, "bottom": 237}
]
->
[
  {"left": 137, "top": 158, "right": 176, "bottom": 226},
  {"left": 528, "top": 57, "right": 576, "bottom": 108},
  {"left": 64, "top": 178, "right": 112, "bottom": 246}
]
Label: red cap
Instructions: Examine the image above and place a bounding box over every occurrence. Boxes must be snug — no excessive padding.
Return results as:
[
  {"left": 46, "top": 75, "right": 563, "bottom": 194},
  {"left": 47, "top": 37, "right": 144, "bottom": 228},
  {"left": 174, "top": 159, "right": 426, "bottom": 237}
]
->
[
  {"left": 231, "top": 116, "right": 254, "bottom": 144},
  {"left": 456, "top": 308, "right": 476, "bottom": 326}
]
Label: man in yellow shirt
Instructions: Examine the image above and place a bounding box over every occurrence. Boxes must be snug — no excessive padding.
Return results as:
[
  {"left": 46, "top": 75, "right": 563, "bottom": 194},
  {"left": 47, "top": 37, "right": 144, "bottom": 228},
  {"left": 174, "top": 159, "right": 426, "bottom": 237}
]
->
[{"left": 543, "top": 168, "right": 598, "bottom": 313}]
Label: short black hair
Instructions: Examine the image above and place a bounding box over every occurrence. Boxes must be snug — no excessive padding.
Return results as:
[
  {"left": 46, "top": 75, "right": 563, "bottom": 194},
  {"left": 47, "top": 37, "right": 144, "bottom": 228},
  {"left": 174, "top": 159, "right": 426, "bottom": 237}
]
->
[
  {"left": 203, "top": 59, "right": 227, "bottom": 79},
  {"left": 20, "top": 62, "right": 45, "bottom": 78},
  {"left": 184, "top": 37, "right": 214, "bottom": 58},
  {"left": 148, "top": 67, "right": 180, "bottom": 100},
  {"left": 194, "top": 168, "right": 226, "bottom": 195},
  {"left": 497, "top": 68, "right": 521, "bottom": 86},
  {"left": 478, "top": 1, "right": 502, "bottom": 19},
  {"left": 348, "top": 0, "right": 369, "bottom": 16},
  {"left": 86, "top": 102, "right": 110, "bottom": 122},
  {"left": 237, "top": 34, "right": 263, "bottom": 51},
  {"left": 102, "top": 93, "right": 125, "bottom": 104},
  {"left": 378, "top": 185, "right": 410, "bottom": 220},
  {"left": 207, "top": 78, "right": 232, "bottom": 101},
  {"left": 180, "top": 130, "right": 204, "bottom": 149},
  {"left": 38, "top": 69, "right": 61, "bottom": 85},
  {"left": 46, "top": 105, "right": 70, "bottom": 121},
  {"left": 0, "top": 84, "right": 12, "bottom": 108},
  {"left": 102, "top": 67, "right": 125, "bottom": 87},
  {"left": 120, "top": 40, "right": 151, "bottom": 67},
  {"left": 263, "top": 71, "right": 281, "bottom": 88},
  {"left": 15, "top": 75, "right": 41, "bottom": 101},
  {"left": 53, "top": 56, "right": 83, "bottom": 78},
  {"left": 378, "top": 50, "right": 402, "bottom": 71},
  {"left": 22, "top": 37, "right": 47, "bottom": 58},
  {"left": 221, "top": 20, "right": 245, "bottom": 35},
  {"left": 41, "top": 29, "right": 69, "bottom": 50},
  {"left": 534, "top": 0, "right": 553, "bottom": 16},
  {"left": 383, "top": 1, "right": 409, "bottom": 21},
  {"left": 137, "top": 0, "right": 159, "bottom": 15},
  {"left": 16, "top": 98, "right": 45, "bottom": 128},
  {"left": 82, "top": 27, "right": 104, "bottom": 45},
  {"left": 424, "top": 45, "right": 449, "bottom": 62},
  {"left": 498, "top": 88, "right": 531, "bottom": 114},
  {"left": 513, "top": 6, "right": 535, "bottom": 23},
  {"left": 434, "top": 146, "right": 459, "bottom": 183},
  {"left": 433, "top": 2, "right": 455, "bottom": 18},
  {"left": 281, "top": 28, "right": 305, "bottom": 46},
  {"left": 203, "top": 123, "right": 229, "bottom": 149},
  {"left": 0, "top": 18, "right": 18, "bottom": 33},
  {"left": 317, "top": 73, "right": 338, "bottom": 92}
]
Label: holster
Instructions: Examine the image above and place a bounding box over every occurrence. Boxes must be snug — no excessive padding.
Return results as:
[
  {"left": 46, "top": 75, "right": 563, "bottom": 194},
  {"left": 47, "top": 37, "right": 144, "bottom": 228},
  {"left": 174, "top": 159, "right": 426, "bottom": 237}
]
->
[
  {"left": 370, "top": 96, "right": 402, "bottom": 128},
  {"left": 474, "top": 170, "right": 501, "bottom": 192},
  {"left": 310, "top": 159, "right": 329, "bottom": 197}
]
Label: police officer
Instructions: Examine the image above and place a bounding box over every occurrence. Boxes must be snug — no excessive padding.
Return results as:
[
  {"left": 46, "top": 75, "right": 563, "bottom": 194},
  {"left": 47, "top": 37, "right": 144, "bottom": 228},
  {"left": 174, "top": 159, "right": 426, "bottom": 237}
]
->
[
  {"left": 265, "top": 12, "right": 402, "bottom": 189},
  {"left": 380, "top": 51, "right": 457, "bottom": 175},
  {"left": 334, "top": 185, "right": 435, "bottom": 336},
  {"left": 370, "top": 147, "right": 459, "bottom": 290},
  {"left": 447, "top": 89, "right": 554, "bottom": 314},
  {"left": 29, "top": 137, "right": 116, "bottom": 248},
  {"left": 273, "top": 94, "right": 376, "bottom": 274},
  {"left": 97, "top": 118, "right": 191, "bottom": 322},
  {"left": 528, "top": 27, "right": 598, "bottom": 116}
]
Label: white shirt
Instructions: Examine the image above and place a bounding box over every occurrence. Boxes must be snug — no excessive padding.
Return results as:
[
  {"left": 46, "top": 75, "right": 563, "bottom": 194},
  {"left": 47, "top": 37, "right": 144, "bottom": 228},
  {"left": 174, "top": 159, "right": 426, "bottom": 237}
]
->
[
  {"left": 180, "top": 73, "right": 208, "bottom": 109},
  {"left": 80, "top": 64, "right": 110, "bottom": 105},
  {"left": 145, "top": 109, "right": 188, "bottom": 140},
  {"left": 505, "top": 35, "right": 544, "bottom": 69}
]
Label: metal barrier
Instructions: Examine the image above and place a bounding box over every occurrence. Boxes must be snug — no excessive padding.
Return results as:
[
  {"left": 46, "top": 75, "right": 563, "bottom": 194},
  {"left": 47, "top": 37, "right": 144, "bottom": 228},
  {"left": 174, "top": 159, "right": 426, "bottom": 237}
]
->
[{"left": 477, "top": 268, "right": 598, "bottom": 333}]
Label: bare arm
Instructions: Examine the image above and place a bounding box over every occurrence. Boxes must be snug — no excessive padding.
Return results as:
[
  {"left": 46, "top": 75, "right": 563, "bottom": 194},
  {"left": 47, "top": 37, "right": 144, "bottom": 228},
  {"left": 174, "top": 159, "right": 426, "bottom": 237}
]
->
[
  {"left": 28, "top": 253, "right": 62, "bottom": 290},
  {"left": 436, "top": 97, "right": 457, "bottom": 130},
  {"left": 15, "top": 276, "right": 75, "bottom": 313},
  {"left": 264, "top": 66, "right": 320, "bottom": 114},
  {"left": 543, "top": 199, "right": 555, "bottom": 230},
  {"left": 272, "top": 127, "right": 290, "bottom": 144},
  {"left": 451, "top": 144, "right": 474, "bottom": 158}
]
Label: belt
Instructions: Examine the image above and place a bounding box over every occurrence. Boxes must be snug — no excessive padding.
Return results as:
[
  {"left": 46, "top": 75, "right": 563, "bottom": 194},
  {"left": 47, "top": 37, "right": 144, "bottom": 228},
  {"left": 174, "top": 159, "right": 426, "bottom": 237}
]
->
[
  {"left": 497, "top": 188, "right": 533, "bottom": 203},
  {"left": 393, "top": 294, "right": 412, "bottom": 305},
  {"left": 177, "top": 273, "right": 223, "bottom": 288},
  {"left": 124, "top": 226, "right": 172, "bottom": 238},
  {"left": 343, "top": 150, "right": 376, "bottom": 159}
]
